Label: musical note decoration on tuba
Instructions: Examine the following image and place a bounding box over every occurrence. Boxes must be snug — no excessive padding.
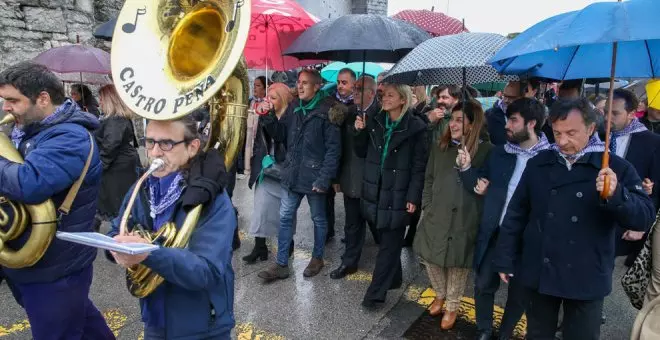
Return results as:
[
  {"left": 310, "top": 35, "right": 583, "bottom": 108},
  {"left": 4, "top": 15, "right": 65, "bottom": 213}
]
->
[
  {"left": 111, "top": 0, "right": 250, "bottom": 298},
  {"left": 0, "top": 114, "right": 58, "bottom": 268}
]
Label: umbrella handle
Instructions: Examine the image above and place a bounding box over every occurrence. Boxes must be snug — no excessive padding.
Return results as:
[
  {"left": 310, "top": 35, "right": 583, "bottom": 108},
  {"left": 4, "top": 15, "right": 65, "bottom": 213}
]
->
[{"left": 600, "top": 151, "right": 610, "bottom": 200}]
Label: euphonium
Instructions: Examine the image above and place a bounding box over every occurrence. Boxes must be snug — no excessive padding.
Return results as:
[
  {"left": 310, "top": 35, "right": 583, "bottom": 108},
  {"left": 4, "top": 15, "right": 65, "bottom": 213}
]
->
[
  {"left": 110, "top": 0, "right": 250, "bottom": 298},
  {"left": 0, "top": 114, "right": 58, "bottom": 268}
]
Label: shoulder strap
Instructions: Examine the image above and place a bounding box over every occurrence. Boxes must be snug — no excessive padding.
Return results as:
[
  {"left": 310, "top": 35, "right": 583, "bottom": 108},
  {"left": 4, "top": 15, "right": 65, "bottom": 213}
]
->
[{"left": 58, "top": 131, "right": 95, "bottom": 216}]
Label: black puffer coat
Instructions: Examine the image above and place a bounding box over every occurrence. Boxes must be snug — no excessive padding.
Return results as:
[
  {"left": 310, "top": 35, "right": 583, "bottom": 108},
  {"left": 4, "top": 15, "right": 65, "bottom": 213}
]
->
[{"left": 353, "top": 109, "right": 429, "bottom": 230}]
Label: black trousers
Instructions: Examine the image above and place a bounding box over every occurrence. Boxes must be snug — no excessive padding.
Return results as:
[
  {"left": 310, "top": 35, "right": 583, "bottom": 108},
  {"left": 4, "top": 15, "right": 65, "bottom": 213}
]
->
[
  {"left": 526, "top": 289, "right": 603, "bottom": 340},
  {"left": 364, "top": 227, "right": 406, "bottom": 302},
  {"left": 474, "top": 237, "right": 528, "bottom": 337},
  {"left": 326, "top": 187, "right": 336, "bottom": 238},
  {"left": 341, "top": 196, "right": 367, "bottom": 268}
]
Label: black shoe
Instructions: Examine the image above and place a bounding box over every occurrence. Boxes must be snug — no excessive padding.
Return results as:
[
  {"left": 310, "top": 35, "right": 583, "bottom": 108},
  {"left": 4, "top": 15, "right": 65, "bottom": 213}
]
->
[
  {"left": 242, "top": 237, "right": 268, "bottom": 264},
  {"left": 477, "top": 332, "right": 492, "bottom": 340},
  {"left": 361, "top": 298, "right": 384, "bottom": 310},
  {"left": 232, "top": 228, "right": 241, "bottom": 251},
  {"left": 330, "top": 265, "right": 357, "bottom": 279}
]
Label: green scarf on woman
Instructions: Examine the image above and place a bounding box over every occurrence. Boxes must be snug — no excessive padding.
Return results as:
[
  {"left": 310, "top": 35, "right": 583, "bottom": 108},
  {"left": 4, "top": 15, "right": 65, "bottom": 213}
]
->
[{"left": 380, "top": 110, "right": 406, "bottom": 170}]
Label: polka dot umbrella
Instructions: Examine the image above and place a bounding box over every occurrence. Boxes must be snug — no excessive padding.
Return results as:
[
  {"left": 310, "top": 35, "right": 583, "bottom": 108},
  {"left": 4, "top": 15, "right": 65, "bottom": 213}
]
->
[{"left": 392, "top": 9, "right": 467, "bottom": 37}]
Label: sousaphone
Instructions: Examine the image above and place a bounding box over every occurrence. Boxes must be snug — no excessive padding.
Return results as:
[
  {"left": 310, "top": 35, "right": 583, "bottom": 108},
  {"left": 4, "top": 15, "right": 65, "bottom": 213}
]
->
[{"left": 111, "top": 0, "right": 250, "bottom": 297}]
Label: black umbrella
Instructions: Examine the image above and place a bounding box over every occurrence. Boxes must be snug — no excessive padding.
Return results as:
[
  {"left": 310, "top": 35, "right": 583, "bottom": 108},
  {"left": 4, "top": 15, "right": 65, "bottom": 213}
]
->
[
  {"left": 283, "top": 14, "right": 431, "bottom": 63},
  {"left": 93, "top": 17, "right": 117, "bottom": 42}
]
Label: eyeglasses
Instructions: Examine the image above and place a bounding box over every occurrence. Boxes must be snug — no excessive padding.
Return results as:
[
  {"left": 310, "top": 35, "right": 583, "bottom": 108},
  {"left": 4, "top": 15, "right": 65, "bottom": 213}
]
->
[{"left": 144, "top": 138, "right": 187, "bottom": 151}]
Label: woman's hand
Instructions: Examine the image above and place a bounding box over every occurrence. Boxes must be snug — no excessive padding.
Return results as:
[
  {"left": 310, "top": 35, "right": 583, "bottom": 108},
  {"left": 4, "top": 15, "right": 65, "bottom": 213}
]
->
[
  {"left": 406, "top": 202, "right": 416, "bottom": 213},
  {"left": 474, "top": 178, "right": 490, "bottom": 195},
  {"left": 111, "top": 234, "right": 151, "bottom": 269}
]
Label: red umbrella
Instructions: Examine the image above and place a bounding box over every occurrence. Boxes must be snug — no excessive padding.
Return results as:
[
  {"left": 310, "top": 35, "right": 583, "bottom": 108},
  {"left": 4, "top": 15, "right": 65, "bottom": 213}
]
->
[
  {"left": 32, "top": 44, "right": 111, "bottom": 74},
  {"left": 392, "top": 9, "right": 467, "bottom": 37},
  {"left": 246, "top": 0, "right": 322, "bottom": 72}
]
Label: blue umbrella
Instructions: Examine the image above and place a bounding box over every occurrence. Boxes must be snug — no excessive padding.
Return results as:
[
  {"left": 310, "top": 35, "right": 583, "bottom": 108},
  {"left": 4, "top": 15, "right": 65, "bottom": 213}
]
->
[
  {"left": 490, "top": 0, "right": 660, "bottom": 198},
  {"left": 93, "top": 17, "right": 116, "bottom": 42},
  {"left": 321, "top": 62, "right": 384, "bottom": 83},
  {"left": 489, "top": 0, "right": 660, "bottom": 80}
]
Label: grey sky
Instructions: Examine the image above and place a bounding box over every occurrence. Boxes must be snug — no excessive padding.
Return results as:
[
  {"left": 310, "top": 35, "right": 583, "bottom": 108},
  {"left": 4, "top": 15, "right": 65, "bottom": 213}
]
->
[{"left": 388, "top": 0, "right": 615, "bottom": 35}]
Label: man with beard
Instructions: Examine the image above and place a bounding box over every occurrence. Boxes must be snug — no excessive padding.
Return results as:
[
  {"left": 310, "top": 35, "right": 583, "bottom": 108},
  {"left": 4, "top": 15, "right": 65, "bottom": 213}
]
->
[
  {"left": 607, "top": 89, "right": 660, "bottom": 266},
  {"left": 376, "top": 73, "right": 387, "bottom": 102},
  {"left": 458, "top": 98, "right": 549, "bottom": 340},
  {"left": 427, "top": 85, "right": 460, "bottom": 145},
  {"left": 487, "top": 79, "right": 540, "bottom": 146},
  {"left": 494, "top": 98, "right": 654, "bottom": 340}
]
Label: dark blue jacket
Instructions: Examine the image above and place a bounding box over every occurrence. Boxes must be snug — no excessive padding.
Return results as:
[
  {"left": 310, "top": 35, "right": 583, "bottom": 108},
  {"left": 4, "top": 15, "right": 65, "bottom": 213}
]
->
[
  {"left": 0, "top": 100, "right": 101, "bottom": 284},
  {"left": 108, "top": 185, "right": 236, "bottom": 339},
  {"left": 494, "top": 150, "right": 655, "bottom": 300},
  {"left": 485, "top": 106, "right": 507, "bottom": 146},
  {"left": 459, "top": 146, "right": 517, "bottom": 270},
  {"left": 261, "top": 96, "right": 344, "bottom": 194},
  {"left": 616, "top": 130, "right": 660, "bottom": 255}
]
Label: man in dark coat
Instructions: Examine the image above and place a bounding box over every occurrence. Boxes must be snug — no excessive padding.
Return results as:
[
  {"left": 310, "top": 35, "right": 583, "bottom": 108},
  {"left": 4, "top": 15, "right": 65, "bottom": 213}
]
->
[
  {"left": 330, "top": 75, "right": 380, "bottom": 280},
  {"left": 494, "top": 98, "right": 655, "bottom": 340},
  {"left": 326, "top": 68, "right": 356, "bottom": 242},
  {"left": 460, "top": 98, "right": 550, "bottom": 340},
  {"left": 0, "top": 62, "right": 114, "bottom": 339},
  {"left": 258, "top": 69, "right": 344, "bottom": 281},
  {"left": 486, "top": 79, "right": 540, "bottom": 146},
  {"left": 607, "top": 89, "right": 660, "bottom": 266}
]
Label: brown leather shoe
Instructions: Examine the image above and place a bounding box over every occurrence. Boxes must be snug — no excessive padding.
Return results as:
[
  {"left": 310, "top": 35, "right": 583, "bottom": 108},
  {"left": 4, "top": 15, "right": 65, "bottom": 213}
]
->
[
  {"left": 257, "top": 263, "right": 289, "bottom": 282},
  {"left": 303, "top": 258, "right": 324, "bottom": 277},
  {"left": 441, "top": 310, "right": 457, "bottom": 330},
  {"left": 429, "top": 298, "right": 445, "bottom": 316}
]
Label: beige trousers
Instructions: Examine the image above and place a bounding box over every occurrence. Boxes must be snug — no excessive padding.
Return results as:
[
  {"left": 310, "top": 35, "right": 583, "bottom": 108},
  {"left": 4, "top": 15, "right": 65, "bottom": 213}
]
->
[
  {"left": 424, "top": 260, "right": 470, "bottom": 312},
  {"left": 645, "top": 217, "right": 660, "bottom": 305}
]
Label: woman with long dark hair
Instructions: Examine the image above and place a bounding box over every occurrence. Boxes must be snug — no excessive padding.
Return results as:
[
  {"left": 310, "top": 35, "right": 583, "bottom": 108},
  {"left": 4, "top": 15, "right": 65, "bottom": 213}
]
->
[{"left": 414, "top": 99, "right": 492, "bottom": 330}]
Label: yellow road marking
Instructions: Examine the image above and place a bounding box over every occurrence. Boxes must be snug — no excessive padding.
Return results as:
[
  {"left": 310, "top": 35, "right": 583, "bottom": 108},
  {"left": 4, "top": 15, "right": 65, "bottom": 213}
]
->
[
  {"left": 0, "top": 309, "right": 129, "bottom": 337},
  {"left": 235, "top": 323, "right": 285, "bottom": 340},
  {"left": 409, "top": 287, "right": 527, "bottom": 338},
  {"left": 345, "top": 270, "right": 372, "bottom": 282}
]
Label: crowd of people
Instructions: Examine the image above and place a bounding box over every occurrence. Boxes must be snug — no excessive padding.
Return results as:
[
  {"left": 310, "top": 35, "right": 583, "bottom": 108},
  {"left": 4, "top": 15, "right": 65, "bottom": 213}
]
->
[{"left": 2, "top": 58, "right": 660, "bottom": 340}]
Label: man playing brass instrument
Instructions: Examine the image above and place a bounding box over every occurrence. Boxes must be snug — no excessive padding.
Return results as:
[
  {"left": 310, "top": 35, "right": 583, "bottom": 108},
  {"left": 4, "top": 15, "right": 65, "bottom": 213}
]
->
[
  {"left": 107, "top": 116, "right": 237, "bottom": 339},
  {"left": 0, "top": 62, "right": 114, "bottom": 339}
]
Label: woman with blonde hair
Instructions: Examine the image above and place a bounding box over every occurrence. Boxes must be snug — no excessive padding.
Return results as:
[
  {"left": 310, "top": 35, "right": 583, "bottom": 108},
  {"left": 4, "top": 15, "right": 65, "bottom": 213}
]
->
[
  {"left": 354, "top": 83, "right": 429, "bottom": 308},
  {"left": 243, "top": 82, "right": 296, "bottom": 263},
  {"left": 414, "top": 98, "right": 492, "bottom": 330},
  {"left": 94, "top": 85, "right": 139, "bottom": 227}
]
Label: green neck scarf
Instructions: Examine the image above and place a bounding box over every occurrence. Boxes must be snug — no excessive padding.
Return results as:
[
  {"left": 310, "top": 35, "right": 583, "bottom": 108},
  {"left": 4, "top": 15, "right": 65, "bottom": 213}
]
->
[
  {"left": 380, "top": 110, "right": 406, "bottom": 170},
  {"left": 294, "top": 91, "right": 326, "bottom": 116}
]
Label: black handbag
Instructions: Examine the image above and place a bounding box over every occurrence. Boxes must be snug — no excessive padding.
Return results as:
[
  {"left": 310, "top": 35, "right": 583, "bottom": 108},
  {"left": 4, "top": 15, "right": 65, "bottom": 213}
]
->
[{"left": 260, "top": 129, "right": 283, "bottom": 182}]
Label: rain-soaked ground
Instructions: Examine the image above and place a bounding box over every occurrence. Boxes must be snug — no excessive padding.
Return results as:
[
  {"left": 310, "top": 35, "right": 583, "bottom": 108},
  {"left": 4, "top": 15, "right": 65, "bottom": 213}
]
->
[{"left": 0, "top": 178, "right": 638, "bottom": 339}]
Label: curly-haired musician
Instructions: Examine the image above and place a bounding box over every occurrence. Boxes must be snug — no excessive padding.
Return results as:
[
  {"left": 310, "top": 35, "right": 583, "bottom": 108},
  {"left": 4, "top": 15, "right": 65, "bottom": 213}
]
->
[
  {"left": 0, "top": 62, "right": 114, "bottom": 339},
  {"left": 107, "top": 116, "right": 237, "bottom": 339}
]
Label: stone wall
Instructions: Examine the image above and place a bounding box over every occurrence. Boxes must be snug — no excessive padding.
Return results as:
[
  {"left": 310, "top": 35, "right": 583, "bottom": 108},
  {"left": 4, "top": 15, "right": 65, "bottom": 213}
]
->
[
  {"left": 352, "top": 0, "right": 388, "bottom": 15},
  {"left": 0, "top": 0, "right": 122, "bottom": 71}
]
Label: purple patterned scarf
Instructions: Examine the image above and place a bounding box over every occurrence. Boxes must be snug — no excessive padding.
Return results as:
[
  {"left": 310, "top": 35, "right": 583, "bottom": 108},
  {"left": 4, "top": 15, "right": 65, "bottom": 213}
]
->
[
  {"left": 336, "top": 91, "right": 354, "bottom": 104},
  {"left": 551, "top": 133, "right": 605, "bottom": 163},
  {"left": 504, "top": 133, "right": 551, "bottom": 157},
  {"left": 148, "top": 172, "right": 185, "bottom": 219},
  {"left": 610, "top": 118, "right": 647, "bottom": 153},
  {"left": 11, "top": 99, "right": 75, "bottom": 147}
]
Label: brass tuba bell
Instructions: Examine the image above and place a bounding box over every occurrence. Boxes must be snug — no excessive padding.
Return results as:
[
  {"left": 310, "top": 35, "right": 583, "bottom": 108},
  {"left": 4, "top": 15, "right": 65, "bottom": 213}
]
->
[
  {"left": 111, "top": 0, "right": 250, "bottom": 298},
  {"left": 0, "top": 114, "right": 58, "bottom": 268}
]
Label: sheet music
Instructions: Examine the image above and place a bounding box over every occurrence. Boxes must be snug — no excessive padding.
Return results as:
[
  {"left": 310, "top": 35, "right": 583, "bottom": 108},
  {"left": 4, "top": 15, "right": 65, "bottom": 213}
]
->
[{"left": 56, "top": 232, "right": 159, "bottom": 255}]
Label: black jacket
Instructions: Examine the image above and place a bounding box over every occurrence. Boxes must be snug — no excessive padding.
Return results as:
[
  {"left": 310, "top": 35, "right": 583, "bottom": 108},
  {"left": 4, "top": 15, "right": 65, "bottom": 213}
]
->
[
  {"left": 353, "top": 109, "right": 429, "bottom": 230},
  {"left": 459, "top": 145, "right": 518, "bottom": 270},
  {"left": 262, "top": 96, "right": 345, "bottom": 194},
  {"left": 494, "top": 150, "right": 655, "bottom": 300},
  {"left": 486, "top": 106, "right": 507, "bottom": 146},
  {"left": 248, "top": 117, "right": 287, "bottom": 189},
  {"left": 615, "top": 130, "right": 660, "bottom": 256},
  {"left": 338, "top": 102, "right": 380, "bottom": 198}
]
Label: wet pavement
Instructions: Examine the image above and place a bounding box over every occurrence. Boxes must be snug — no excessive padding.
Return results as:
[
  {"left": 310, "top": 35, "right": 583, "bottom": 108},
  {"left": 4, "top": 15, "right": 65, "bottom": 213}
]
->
[{"left": 0, "top": 178, "right": 640, "bottom": 339}]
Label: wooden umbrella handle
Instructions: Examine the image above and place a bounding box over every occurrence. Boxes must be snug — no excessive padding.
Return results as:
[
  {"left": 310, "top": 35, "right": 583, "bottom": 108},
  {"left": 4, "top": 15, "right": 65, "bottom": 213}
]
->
[
  {"left": 600, "top": 40, "right": 618, "bottom": 199},
  {"left": 600, "top": 150, "right": 610, "bottom": 199}
]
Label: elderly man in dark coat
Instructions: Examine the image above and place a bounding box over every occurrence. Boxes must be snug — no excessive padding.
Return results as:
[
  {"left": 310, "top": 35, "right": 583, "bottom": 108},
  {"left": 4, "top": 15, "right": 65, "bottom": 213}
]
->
[{"left": 494, "top": 98, "right": 655, "bottom": 340}]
